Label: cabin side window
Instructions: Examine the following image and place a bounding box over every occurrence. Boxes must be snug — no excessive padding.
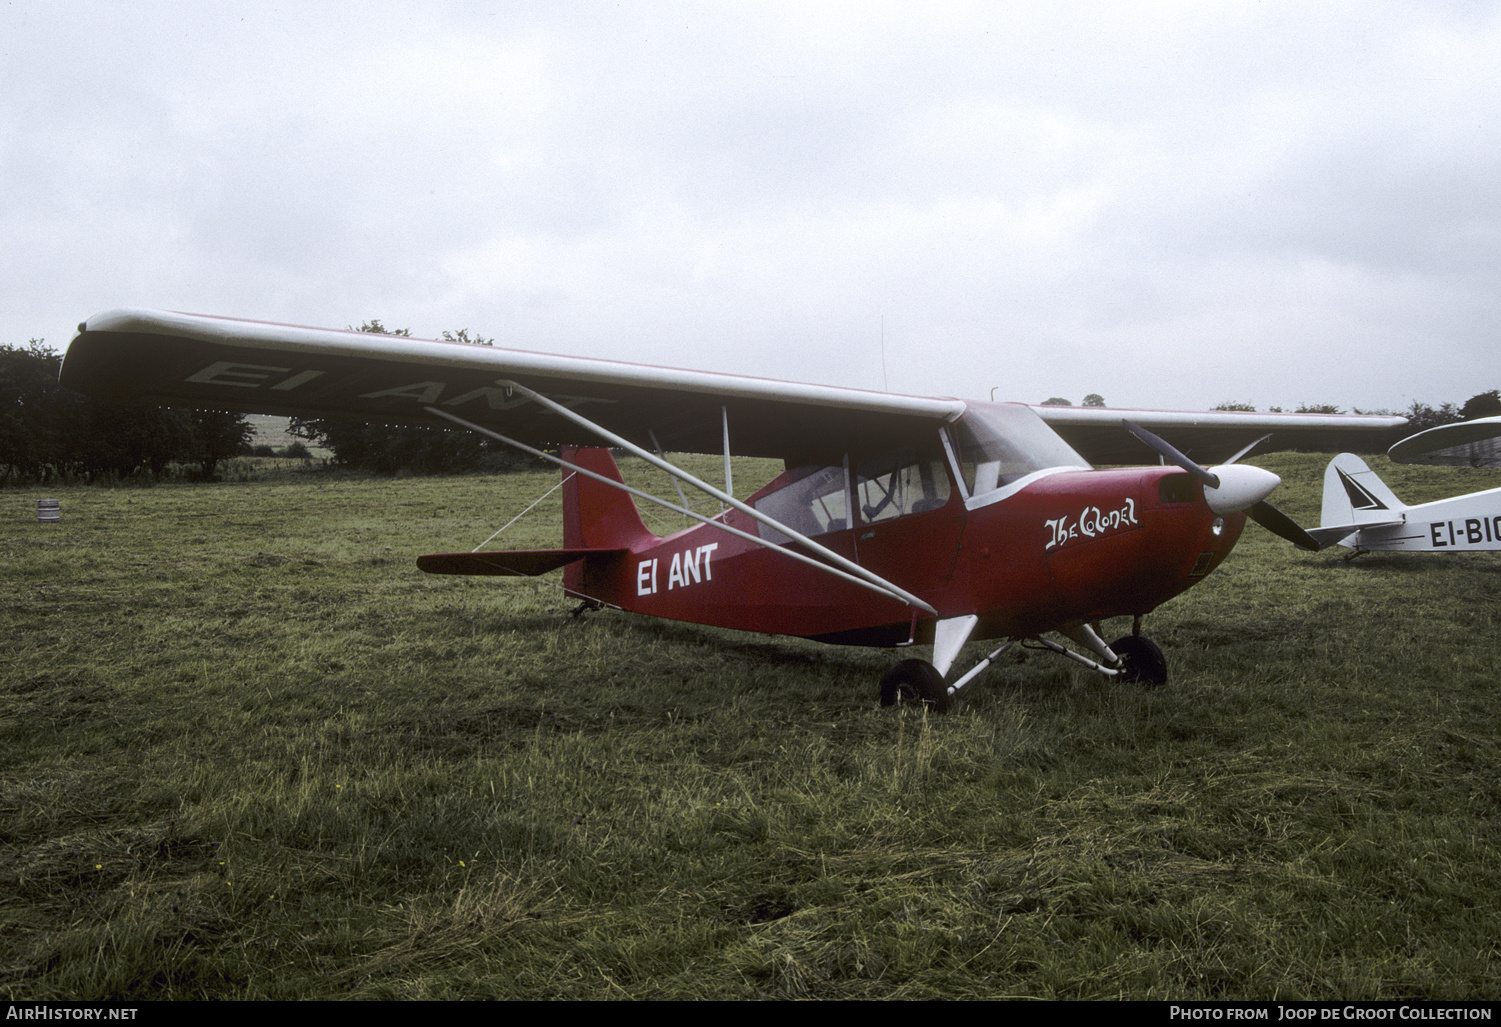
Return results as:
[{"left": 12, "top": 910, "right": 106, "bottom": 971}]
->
[
  {"left": 748, "top": 441, "right": 957, "bottom": 545},
  {"left": 854, "top": 446, "right": 952, "bottom": 523},
  {"left": 751, "top": 463, "right": 850, "bottom": 544}
]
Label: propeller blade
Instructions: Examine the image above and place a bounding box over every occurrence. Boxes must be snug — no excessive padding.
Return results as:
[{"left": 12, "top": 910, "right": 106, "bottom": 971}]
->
[
  {"left": 1248, "top": 500, "right": 1320, "bottom": 551},
  {"left": 1124, "top": 420, "right": 1288, "bottom": 517},
  {"left": 1121, "top": 420, "right": 1219, "bottom": 489}
]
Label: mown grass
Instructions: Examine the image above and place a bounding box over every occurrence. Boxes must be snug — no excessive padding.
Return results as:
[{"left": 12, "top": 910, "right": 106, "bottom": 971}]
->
[{"left": 3, "top": 454, "right": 1500, "bottom": 999}]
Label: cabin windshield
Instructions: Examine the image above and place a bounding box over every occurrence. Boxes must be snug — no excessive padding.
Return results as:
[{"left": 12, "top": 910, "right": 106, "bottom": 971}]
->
[{"left": 950, "top": 403, "right": 1091, "bottom": 499}]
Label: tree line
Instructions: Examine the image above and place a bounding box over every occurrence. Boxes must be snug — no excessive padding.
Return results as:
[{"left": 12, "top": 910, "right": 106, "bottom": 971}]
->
[{"left": 1, "top": 340, "right": 253, "bottom": 484}]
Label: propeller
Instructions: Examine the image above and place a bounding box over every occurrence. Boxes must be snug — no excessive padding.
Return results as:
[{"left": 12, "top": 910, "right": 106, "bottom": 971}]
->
[
  {"left": 1243, "top": 500, "right": 1320, "bottom": 551},
  {"left": 1122, "top": 420, "right": 1320, "bottom": 551}
]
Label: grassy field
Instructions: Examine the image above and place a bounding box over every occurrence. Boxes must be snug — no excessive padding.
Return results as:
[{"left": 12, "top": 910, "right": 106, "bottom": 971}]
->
[{"left": 3, "top": 454, "right": 1500, "bottom": 1000}]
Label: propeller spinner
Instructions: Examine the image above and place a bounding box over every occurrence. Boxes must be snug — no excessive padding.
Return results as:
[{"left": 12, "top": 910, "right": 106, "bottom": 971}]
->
[{"left": 1122, "top": 420, "right": 1319, "bottom": 551}]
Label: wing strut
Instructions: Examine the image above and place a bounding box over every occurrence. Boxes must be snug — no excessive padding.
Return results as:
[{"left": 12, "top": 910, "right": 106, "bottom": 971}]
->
[
  {"left": 722, "top": 405, "right": 733, "bottom": 502},
  {"left": 424, "top": 402, "right": 938, "bottom": 615},
  {"left": 648, "top": 429, "right": 693, "bottom": 512}
]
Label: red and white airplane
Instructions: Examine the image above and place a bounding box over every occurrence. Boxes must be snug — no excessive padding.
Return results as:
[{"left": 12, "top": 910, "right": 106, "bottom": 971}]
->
[{"left": 61, "top": 309, "right": 1404, "bottom": 709}]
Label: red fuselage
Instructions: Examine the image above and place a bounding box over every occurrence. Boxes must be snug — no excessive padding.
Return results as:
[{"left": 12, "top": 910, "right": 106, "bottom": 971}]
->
[{"left": 564, "top": 457, "right": 1243, "bottom": 647}]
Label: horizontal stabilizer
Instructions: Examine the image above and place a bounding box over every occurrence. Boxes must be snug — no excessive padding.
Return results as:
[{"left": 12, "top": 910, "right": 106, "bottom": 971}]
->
[
  {"left": 1305, "top": 522, "right": 1401, "bottom": 551},
  {"left": 417, "top": 548, "right": 624, "bottom": 577}
]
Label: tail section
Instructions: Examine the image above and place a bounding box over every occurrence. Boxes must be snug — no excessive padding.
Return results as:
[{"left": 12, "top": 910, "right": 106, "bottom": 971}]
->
[
  {"left": 561, "top": 446, "right": 654, "bottom": 550},
  {"left": 1321, "top": 453, "right": 1405, "bottom": 526},
  {"left": 418, "top": 447, "right": 652, "bottom": 588},
  {"left": 1309, "top": 453, "right": 1407, "bottom": 549},
  {"left": 561, "top": 446, "right": 656, "bottom": 598}
]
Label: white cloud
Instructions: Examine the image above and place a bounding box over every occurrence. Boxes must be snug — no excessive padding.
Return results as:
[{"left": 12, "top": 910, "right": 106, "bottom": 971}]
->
[{"left": 5, "top": 0, "right": 1501, "bottom": 413}]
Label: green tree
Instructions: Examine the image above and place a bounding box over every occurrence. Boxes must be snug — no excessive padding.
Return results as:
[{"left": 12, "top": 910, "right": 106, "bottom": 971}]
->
[
  {"left": 79, "top": 404, "right": 193, "bottom": 479},
  {"left": 189, "top": 409, "right": 256, "bottom": 478},
  {"left": 1213, "top": 401, "right": 1257, "bottom": 412},
  {"left": 1461, "top": 390, "right": 1501, "bottom": 421},
  {"left": 1040, "top": 397, "right": 1071, "bottom": 406},
  {"left": 441, "top": 328, "right": 493, "bottom": 347},
  {"left": 0, "top": 341, "right": 80, "bottom": 483},
  {"left": 1082, "top": 393, "right": 1106, "bottom": 407},
  {"left": 1404, "top": 401, "right": 1462, "bottom": 434},
  {"left": 3, "top": 339, "right": 258, "bottom": 483}
]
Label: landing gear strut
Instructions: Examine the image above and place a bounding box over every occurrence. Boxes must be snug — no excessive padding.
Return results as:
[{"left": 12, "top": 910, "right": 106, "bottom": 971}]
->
[{"left": 877, "top": 619, "right": 1168, "bottom": 711}]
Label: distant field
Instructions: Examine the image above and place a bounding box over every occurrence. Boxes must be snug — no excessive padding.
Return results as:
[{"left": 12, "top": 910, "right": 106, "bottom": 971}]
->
[
  {"left": 243, "top": 414, "right": 333, "bottom": 461},
  {"left": 3, "top": 455, "right": 1500, "bottom": 999},
  {"left": 244, "top": 413, "right": 299, "bottom": 450}
]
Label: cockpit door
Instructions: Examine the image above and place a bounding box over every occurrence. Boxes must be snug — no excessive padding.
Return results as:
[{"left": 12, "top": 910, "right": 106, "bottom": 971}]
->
[{"left": 852, "top": 443, "right": 965, "bottom": 589}]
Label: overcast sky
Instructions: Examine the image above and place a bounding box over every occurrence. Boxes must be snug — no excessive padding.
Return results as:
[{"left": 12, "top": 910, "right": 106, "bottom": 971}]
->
[{"left": 5, "top": 1, "right": 1499, "bottom": 413}]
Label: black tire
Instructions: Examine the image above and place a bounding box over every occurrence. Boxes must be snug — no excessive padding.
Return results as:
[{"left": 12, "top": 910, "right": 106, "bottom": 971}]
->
[
  {"left": 1109, "top": 634, "right": 1168, "bottom": 687},
  {"left": 879, "top": 659, "right": 952, "bottom": 712}
]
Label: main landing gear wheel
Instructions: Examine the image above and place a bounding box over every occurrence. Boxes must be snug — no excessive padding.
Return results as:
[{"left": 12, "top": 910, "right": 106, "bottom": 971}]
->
[
  {"left": 1109, "top": 635, "right": 1168, "bottom": 687},
  {"left": 879, "top": 659, "right": 952, "bottom": 712}
]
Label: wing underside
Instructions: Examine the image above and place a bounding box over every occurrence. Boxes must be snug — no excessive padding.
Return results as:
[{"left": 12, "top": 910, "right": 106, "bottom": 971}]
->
[
  {"left": 1388, "top": 415, "right": 1501, "bottom": 463},
  {"left": 61, "top": 309, "right": 964, "bottom": 462},
  {"left": 61, "top": 309, "right": 1405, "bottom": 466},
  {"left": 1031, "top": 405, "right": 1407, "bottom": 464}
]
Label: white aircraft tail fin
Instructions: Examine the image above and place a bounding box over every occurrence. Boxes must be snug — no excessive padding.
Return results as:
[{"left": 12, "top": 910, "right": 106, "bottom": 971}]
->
[
  {"left": 1322, "top": 454, "right": 1405, "bottom": 524},
  {"left": 1316, "top": 454, "right": 1406, "bottom": 547}
]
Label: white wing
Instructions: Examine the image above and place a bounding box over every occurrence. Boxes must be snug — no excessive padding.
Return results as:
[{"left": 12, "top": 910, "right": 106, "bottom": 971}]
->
[
  {"left": 61, "top": 309, "right": 963, "bottom": 461},
  {"left": 62, "top": 308, "right": 1405, "bottom": 465},
  {"left": 1388, "top": 415, "right": 1501, "bottom": 464},
  {"left": 1031, "top": 404, "right": 1406, "bottom": 465}
]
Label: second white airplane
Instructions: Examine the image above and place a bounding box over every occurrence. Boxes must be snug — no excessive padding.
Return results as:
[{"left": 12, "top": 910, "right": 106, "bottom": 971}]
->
[{"left": 1312, "top": 453, "right": 1501, "bottom": 554}]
